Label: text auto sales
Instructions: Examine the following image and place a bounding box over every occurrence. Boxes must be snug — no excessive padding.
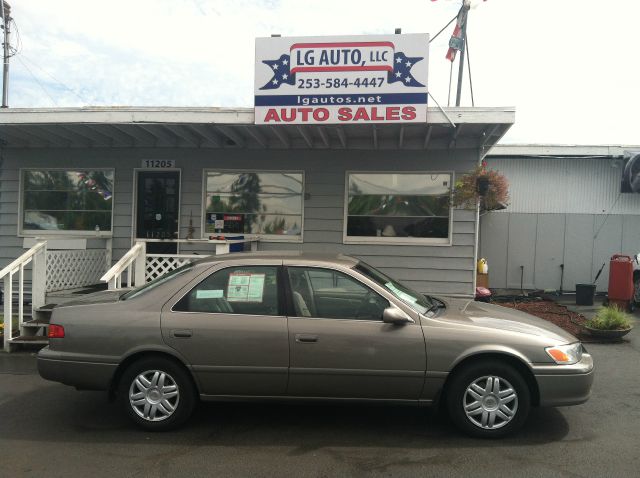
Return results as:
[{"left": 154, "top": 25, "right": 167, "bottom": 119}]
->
[{"left": 264, "top": 100, "right": 417, "bottom": 123}]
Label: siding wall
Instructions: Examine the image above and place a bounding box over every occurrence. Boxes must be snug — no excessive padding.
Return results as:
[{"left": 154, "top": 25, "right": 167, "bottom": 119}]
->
[
  {"left": 486, "top": 156, "right": 640, "bottom": 214},
  {"left": 480, "top": 212, "right": 640, "bottom": 292},
  {"left": 0, "top": 147, "right": 480, "bottom": 297},
  {"left": 481, "top": 155, "right": 640, "bottom": 292}
]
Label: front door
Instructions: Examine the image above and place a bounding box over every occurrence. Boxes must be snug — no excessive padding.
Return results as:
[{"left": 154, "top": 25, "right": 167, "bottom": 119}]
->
[
  {"left": 136, "top": 170, "right": 180, "bottom": 254},
  {"left": 162, "top": 263, "right": 289, "bottom": 396},
  {"left": 285, "top": 266, "right": 427, "bottom": 400}
]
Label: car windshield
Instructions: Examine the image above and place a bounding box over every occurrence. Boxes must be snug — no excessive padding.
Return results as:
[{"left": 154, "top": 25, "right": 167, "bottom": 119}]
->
[
  {"left": 354, "top": 261, "right": 434, "bottom": 315},
  {"left": 120, "top": 263, "right": 194, "bottom": 300}
]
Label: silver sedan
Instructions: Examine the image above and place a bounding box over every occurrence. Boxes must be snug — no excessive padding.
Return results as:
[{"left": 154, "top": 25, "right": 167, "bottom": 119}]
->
[{"left": 38, "top": 252, "right": 594, "bottom": 438}]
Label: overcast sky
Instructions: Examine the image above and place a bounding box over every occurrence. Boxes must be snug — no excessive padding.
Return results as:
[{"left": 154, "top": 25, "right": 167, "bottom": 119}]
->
[{"left": 5, "top": 0, "right": 639, "bottom": 145}]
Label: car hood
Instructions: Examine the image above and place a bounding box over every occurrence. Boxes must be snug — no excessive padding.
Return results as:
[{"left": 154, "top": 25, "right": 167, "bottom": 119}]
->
[
  {"left": 53, "top": 289, "right": 127, "bottom": 308},
  {"left": 439, "top": 298, "right": 577, "bottom": 344}
]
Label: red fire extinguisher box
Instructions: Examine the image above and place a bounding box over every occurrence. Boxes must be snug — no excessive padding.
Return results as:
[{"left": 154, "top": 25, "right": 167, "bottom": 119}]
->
[{"left": 608, "top": 254, "right": 634, "bottom": 301}]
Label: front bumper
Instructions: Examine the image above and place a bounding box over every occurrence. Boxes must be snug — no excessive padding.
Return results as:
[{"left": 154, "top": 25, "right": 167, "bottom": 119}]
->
[
  {"left": 38, "top": 346, "right": 117, "bottom": 391},
  {"left": 532, "top": 353, "right": 594, "bottom": 407}
]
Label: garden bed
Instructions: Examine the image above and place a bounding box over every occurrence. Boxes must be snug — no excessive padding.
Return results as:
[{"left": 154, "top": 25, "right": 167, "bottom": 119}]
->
[{"left": 495, "top": 298, "right": 589, "bottom": 339}]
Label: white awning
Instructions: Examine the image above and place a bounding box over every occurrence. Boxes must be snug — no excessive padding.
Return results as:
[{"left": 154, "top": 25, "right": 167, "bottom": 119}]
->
[{"left": 0, "top": 106, "right": 514, "bottom": 154}]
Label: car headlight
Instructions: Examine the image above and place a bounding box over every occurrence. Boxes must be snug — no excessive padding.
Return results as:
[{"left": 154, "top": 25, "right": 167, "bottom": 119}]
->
[{"left": 545, "top": 343, "right": 583, "bottom": 364}]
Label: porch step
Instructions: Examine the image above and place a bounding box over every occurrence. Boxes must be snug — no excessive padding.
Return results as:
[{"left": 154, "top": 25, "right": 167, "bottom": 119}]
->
[
  {"left": 33, "top": 304, "right": 57, "bottom": 322},
  {"left": 9, "top": 336, "right": 49, "bottom": 345},
  {"left": 37, "top": 303, "right": 58, "bottom": 311},
  {"left": 22, "top": 319, "right": 50, "bottom": 328}
]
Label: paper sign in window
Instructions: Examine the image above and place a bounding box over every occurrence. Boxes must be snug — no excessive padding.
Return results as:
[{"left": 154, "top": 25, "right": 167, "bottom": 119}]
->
[
  {"left": 195, "top": 289, "right": 224, "bottom": 299},
  {"left": 228, "top": 273, "right": 266, "bottom": 302}
]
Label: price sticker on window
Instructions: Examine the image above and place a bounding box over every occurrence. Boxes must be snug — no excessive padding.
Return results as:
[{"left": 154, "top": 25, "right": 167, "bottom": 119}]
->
[{"left": 227, "top": 273, "right": 265, "bottom": 302}]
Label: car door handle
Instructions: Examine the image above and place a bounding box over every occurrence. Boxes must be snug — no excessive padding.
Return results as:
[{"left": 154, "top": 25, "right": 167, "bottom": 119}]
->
[
  {"left": 295, "top": 334, "right": 318, "bottom": 343},
  {"left": 172, "top": 329, "right": 192, "bottom": 338}
]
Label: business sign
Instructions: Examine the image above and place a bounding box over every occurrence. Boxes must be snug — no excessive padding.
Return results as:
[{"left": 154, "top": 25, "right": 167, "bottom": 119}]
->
[{"left": 254, "top": 34, "right": 429, "bottom": 125}]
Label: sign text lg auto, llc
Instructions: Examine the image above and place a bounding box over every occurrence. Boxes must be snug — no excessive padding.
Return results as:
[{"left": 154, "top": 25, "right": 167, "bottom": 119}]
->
[{"left": 254, "top": 34, "right": 429, "bottom": 125}]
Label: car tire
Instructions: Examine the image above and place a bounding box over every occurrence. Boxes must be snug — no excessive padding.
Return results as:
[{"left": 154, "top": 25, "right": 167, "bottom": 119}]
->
[
  {"left": 118, "top": 357, "right": 196, "bottom": 431},
  {"left": 446, "top": 360, "right": 531, "bottom": 438},
  {"left": 633, "top": 276, "right": 640, "bottom": 306}
]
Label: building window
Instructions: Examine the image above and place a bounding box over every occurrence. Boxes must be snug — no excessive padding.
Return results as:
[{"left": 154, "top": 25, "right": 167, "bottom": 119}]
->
[
  {"left": 344, "top": 172, "right": 452, "bottom": 244},
  {"left": 20, "top": 169, "right": 114, "bottom": 235},
  {"left": 203, "top": 171, "right": 303, "bottom": 241}
]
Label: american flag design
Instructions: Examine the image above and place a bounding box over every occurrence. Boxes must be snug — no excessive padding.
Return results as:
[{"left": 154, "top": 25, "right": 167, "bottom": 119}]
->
[
  {"left": 387, "top": 52, "right": 425, "bottom": 87},
  {"left": 260, "top": 54, "right": 296, "bottom": 90}
]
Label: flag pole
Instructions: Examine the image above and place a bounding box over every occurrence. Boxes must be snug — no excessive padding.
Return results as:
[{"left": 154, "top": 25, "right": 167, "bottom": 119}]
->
[{"left": 454, "top": 1, "right": 470, "bottom": 107}]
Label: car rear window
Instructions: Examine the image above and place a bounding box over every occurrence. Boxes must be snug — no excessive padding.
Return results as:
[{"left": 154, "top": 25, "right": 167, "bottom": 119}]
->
[
  {"left": 173, "top": 265, "right": 280, "bottom": 316},
  {"left": 120, "top": 263, "right": 194, "bottom": 300}
]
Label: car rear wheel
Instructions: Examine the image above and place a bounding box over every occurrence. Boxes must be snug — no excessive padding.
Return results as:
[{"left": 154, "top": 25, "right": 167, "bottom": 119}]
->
[
  {"left": 446, "top": 360, "right": 531, "bottom": 438},
  {"left": 119, "top": 357, "right": 196, "bottom": 431}
]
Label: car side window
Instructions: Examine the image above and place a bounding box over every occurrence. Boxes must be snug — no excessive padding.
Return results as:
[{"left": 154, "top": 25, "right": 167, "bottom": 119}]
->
[
  {"left": 174, "top": 266, "right": 280, "bottom": 316},
  {"left": 288, "top": 267, "right": 389, "bottom": 321}
]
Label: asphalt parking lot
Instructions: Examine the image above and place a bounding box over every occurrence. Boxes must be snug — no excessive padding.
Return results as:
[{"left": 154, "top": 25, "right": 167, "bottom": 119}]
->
[{"left": 1, "top": 327, "right": 639, "bottom": 478}]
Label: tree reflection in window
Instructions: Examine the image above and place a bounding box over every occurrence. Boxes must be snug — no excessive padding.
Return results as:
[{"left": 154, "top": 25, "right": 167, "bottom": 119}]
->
[
  {"left": 21, "top": 170, "right": 114, "bottom": 232},
  {"left": 346, "top": 173, "right": 451, "bottom": 240},
  {"left": 205, "top": 172, "right": 303, "bottom": 237}
]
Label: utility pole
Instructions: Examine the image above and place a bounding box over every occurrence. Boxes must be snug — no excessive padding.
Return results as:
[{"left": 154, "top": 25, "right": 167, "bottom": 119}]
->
[
  {"left": 1, "top": 0, "right": 11, "bottom": 108},
  {"left": 454, "top": 0, "right": 470, "bottom": 107}
]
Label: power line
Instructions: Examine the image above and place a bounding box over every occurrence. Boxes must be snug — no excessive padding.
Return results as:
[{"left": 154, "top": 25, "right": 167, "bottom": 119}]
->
[
  {"left": 19, "top": 53, "right": 87, "bottom": 103},
  {"left": 16, "top": 56, "right": 58, "bottom": 105},
  {"left": 7, "top": 17, "right": 20, "bottom": 57}
]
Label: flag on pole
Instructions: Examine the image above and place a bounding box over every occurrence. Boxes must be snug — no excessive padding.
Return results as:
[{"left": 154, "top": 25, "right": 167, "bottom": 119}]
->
[{"left": 446, "top": 5, "right": 468, "bottom": 62}]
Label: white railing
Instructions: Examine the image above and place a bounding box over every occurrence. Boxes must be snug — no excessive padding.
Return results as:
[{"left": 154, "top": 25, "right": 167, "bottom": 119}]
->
[
  {"left": 100, "top": 241, "right": 146, "bottom": 290},
  {"left": 103, "top": 236, "right": 261, "bottom": 289},
  {"left": 1, "top": 241, "right": 47, "bottom": 352},
  {"left": 46, "top": 249, "right": 109, "bottom": 292},
  {"left": 146, "top": 254, "right": 206, "bottom": 282}
]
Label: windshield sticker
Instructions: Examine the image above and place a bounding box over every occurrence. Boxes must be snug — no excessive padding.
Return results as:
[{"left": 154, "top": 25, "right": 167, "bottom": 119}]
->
[
  {"left": 195, "top": 289, "right": 224, "bottom": 299},
  {"left": 228, "top": 273, "right": 266, "bottom": 302}
]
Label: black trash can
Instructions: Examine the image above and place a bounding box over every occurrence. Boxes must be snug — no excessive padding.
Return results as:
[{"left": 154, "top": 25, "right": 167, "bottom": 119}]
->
[{"left": 575, "top": 283, "right": 596, "bottom": 306}]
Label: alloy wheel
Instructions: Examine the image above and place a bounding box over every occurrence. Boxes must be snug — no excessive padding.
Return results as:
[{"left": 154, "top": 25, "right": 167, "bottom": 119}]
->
[
  {"left": 463, "top": 375, "right": 518, "bottom": 430},
  {"left": 128, "top": 370, "right": 180, "bottom": 422}
]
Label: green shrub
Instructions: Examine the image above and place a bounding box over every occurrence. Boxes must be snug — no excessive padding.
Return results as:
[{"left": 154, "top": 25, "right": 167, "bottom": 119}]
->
[{"left": 586, "top": 306, "right": 633, "bottom": 330}]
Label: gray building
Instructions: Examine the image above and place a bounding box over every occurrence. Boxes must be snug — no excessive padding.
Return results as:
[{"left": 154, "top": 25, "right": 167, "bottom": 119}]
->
[
  {"left": 0, "top": 106, "right": 514, "bottom": 339},
  {"left": 481, "top": 145, "right": 640, "bottom": 292}
]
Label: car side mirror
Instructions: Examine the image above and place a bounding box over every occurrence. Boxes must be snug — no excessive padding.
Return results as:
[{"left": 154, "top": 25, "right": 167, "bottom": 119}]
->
[{"left": 383, "top": 307, "right": 415, "bottom": 325}]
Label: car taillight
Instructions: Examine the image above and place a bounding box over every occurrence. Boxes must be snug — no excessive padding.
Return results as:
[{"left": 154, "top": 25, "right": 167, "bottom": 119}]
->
[{"left": 48, "top": 324, "right": 65, "bottom": 338}]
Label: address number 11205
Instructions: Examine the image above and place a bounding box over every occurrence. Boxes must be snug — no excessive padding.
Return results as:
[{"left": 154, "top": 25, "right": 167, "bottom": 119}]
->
[{"left": 142, "top": 159, "right": 176, "bottom": 168}]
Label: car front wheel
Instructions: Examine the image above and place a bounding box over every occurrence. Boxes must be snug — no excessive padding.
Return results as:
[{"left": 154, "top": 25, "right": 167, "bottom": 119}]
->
[
  {"left": 446, "top": 360, "right": 531, "bottom": 438},
  {"left": 119, "top": 357, "right": 196, "bottom": 431}
]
